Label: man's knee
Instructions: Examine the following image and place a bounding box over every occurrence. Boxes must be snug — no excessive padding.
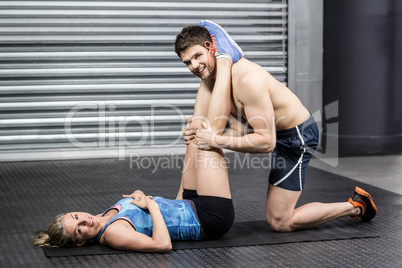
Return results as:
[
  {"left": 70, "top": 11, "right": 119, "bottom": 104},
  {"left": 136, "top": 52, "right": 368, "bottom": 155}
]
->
[{"left": 265, "top": 212, "right": 292, "bottom": 232}]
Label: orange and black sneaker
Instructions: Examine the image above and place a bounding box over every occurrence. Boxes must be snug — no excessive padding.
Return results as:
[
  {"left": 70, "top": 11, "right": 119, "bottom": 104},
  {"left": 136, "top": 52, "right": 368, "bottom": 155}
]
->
[{"left": 348, "top": 187, "right": 378, "bottom": 221}]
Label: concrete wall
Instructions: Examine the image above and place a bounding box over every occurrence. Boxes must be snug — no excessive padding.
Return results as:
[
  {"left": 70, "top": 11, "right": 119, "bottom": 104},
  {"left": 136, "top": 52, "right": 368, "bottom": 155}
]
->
[{"left": 323, "top": 0, "right": 402, "bottom": 156}]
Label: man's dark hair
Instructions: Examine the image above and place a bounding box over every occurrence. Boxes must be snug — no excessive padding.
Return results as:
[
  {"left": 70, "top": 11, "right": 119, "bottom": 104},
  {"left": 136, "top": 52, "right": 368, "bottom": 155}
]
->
[{"left": 175, "top": 25, "right": 211, "bottom": 58}]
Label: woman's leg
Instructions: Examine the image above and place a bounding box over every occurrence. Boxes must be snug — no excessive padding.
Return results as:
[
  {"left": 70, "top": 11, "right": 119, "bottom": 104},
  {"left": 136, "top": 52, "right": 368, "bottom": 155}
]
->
[
  {"left": 195, "top": 147, "right": 233, "bottom": 240},
  {"left": 177, "top": 58, "right": 234, "bottom": 239},
  {"left": 176, "top": 141, "right": 198, "bottom": 199},
  {"left": 195, "top": 57, "right": 232, "bottom": 198},
  {"left": 177, "top": 136, "right": 231, "bottom": 199},
  {"left": 177, "top": 58, "right": 232, "bottom": 199},
  {"left": 195, "top": 148, "right": 231, "bottom": 198}
]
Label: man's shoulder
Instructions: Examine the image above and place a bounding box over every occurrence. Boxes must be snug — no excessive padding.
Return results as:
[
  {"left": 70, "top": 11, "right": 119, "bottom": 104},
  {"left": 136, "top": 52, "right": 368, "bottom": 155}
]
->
[
  {"left": 233, "top": 59, "right": 270, "bottom": 90},
  {"left": 234, "top": 59, "right": 270, "bottom": 79}
]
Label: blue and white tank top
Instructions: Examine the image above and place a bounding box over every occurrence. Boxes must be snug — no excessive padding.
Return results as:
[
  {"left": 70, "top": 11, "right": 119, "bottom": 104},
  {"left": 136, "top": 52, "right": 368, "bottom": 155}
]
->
[{"left": 95, "top": 197, "right": 201, "bottom": 242}]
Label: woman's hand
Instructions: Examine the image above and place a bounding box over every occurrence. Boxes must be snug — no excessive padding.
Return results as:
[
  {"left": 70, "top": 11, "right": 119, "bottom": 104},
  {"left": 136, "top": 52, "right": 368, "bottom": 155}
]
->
[
  {"left": 130, "top": 195, "right": 155, "bottom": 210},
  {"left": 105, "top": 192, "right": 171, "bottom": 253},
  {"left": 122, "top": 190, "right": 146, "bottom": 200},
  {"left": 123, "top": 190, "right": 155, "bottom": 209}
]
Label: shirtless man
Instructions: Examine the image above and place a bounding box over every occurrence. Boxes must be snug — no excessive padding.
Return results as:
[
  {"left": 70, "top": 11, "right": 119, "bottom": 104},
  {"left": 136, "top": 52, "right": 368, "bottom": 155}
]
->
[{"left": 175, "top": 20, "right": 377, "bottom": 231}]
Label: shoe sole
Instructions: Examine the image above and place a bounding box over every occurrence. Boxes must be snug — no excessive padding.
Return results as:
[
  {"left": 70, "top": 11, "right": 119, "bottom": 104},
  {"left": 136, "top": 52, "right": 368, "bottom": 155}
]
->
[
  {"left": 354, "top": 187, "right": 378, "bottom": 217},
  {"left": 201, "top": 20, "right": 244, "bottom": 57},
  {"left": 349, "top": 187, "right": 378, "bottom": 221}
]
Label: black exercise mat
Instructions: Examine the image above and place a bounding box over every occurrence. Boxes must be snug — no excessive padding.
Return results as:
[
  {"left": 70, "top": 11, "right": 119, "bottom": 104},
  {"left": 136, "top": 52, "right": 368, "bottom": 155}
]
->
[{"left": 43, "top": 219, "right": 378, "bottom": 257}]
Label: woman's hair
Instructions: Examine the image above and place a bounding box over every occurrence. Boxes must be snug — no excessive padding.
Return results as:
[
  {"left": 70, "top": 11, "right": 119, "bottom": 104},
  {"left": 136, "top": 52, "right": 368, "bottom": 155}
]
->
[
  {"left": 33, "top": 213, "right": 76, "bottom": 248},
  {"left": 174, "top": 25, "right": 212, "bottom": 58}
]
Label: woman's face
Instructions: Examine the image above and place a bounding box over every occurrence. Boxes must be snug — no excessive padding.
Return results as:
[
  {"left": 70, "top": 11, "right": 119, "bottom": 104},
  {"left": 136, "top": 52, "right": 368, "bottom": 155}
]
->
[{"left": 61, "top": 212, "right": 101, "bottom": 246}]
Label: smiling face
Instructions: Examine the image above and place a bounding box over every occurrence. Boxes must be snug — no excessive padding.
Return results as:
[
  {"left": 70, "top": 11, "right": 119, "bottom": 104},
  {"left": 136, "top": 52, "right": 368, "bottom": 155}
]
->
[
  {"left": 180, "top": 44, "right": 216, "bottom": 80},
  {"left": 61, "top": 212, "right": 101, "bottom": 246}
]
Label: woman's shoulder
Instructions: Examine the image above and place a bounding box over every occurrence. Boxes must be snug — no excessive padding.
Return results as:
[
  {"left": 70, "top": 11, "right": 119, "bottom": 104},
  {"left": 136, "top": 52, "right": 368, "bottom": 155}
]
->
[{"left": 100, "top": 218, "right": 134, "bottom": 245}]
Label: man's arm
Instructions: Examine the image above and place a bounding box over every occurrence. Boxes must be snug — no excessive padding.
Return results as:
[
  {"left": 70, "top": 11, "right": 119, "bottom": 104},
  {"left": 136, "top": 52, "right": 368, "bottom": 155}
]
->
[
  {"left": 197, "top": 73, "right": 276, "bottom": 154},
  {"left": 220, "top": 75, "right": 276, "bottom": 153}
]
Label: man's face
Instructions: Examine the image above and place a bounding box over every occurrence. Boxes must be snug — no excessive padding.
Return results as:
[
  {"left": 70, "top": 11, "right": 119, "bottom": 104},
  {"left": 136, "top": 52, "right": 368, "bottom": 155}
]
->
[{"left": 180, "top": 45, "right": 215, "bottom": 80}]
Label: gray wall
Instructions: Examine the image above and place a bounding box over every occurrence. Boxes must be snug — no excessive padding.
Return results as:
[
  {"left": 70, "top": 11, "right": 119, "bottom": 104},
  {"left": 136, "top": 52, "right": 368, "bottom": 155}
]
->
[
  {"left": 323, "top": 0, "right": 402, "bottom": 156},
  {"left": 0, "top": 0, "right": 288, "bottom": 161},
  {"left": 288, "top": 0, "right": 324, "bottom": 148}
]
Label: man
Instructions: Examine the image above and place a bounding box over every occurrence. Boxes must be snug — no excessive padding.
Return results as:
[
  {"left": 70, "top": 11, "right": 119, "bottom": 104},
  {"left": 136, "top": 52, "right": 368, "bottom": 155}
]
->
[{"left": 175, "top": 20, "right": 377, "bottom": 231}]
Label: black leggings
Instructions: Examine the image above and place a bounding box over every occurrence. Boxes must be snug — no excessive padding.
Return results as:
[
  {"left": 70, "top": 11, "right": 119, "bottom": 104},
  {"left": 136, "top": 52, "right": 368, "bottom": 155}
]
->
[{"left": 183, "top": 189, "right": 235, "bottom": 240}]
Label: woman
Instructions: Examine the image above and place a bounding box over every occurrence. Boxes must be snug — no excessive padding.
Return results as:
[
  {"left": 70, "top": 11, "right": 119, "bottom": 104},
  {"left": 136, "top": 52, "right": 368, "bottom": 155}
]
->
[
  {"left": 33, "top": 147, "right": 234, "bottom": 252},
  {"left": 33, "top": 56, "right": 235, "bottom": 253}
]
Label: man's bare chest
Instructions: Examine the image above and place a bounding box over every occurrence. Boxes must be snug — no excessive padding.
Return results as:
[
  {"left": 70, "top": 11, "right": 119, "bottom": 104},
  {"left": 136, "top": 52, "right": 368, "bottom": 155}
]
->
[{"left": 230, "top": 92, "right": 246, "bottom": 119}]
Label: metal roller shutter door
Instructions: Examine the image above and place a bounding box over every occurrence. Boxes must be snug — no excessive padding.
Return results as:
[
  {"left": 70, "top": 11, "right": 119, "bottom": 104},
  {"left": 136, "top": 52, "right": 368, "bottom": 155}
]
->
[{"left": 0, "top": 0, "right": 288, "bottom": 161}]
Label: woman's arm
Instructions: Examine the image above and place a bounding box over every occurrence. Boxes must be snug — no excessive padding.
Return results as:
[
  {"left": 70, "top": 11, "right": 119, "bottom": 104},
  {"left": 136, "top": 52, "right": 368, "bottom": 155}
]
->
[{"left": 102, "top": 196, "right": 172, "bottom": 253}]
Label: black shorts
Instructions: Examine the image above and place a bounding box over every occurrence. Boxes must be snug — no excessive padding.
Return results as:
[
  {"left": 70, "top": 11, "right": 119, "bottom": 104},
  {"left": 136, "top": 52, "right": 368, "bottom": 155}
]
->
[
  {"left": 269, "top": 115, "right": 319, "bottom": 191},
  {"left": 183, "top": 189, "right": 234, "bottom": 240}
]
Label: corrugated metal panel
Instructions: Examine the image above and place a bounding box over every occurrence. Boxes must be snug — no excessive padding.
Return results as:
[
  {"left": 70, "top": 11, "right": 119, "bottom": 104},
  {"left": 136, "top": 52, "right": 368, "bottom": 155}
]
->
[{"left": 0, "top": 0, "right": 288, "bottom": 160}]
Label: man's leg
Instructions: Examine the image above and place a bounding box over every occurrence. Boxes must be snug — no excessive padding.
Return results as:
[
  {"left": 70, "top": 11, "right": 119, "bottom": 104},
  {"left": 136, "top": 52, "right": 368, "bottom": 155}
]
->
[
  {"left": 265, "top": 115, "right": 351, "bottom": 230},
  {"left": 265, "top": 184, "right": 358, "bottom": 232}
]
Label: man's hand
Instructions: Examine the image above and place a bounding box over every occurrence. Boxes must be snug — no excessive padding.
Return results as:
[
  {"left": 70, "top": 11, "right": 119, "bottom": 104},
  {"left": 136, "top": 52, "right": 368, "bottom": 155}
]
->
[
  {"left": 195, "top": 122, "right": 219, "bottom": 150},
  {"left": 182, "top": 117, "right": 197, "bottom": 145}
]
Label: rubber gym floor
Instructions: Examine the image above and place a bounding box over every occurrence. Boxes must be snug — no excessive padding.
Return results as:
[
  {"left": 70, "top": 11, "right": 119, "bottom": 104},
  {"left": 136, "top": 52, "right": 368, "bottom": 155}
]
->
[{"left": 1, "top": 153, "right": 401, "bottom": 267}]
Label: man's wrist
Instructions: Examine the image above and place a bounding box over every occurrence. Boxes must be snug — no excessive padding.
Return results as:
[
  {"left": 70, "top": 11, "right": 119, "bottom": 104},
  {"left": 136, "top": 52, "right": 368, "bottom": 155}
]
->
[{"left": 215, "top": 134, "right": 227, "bottom": 149}]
